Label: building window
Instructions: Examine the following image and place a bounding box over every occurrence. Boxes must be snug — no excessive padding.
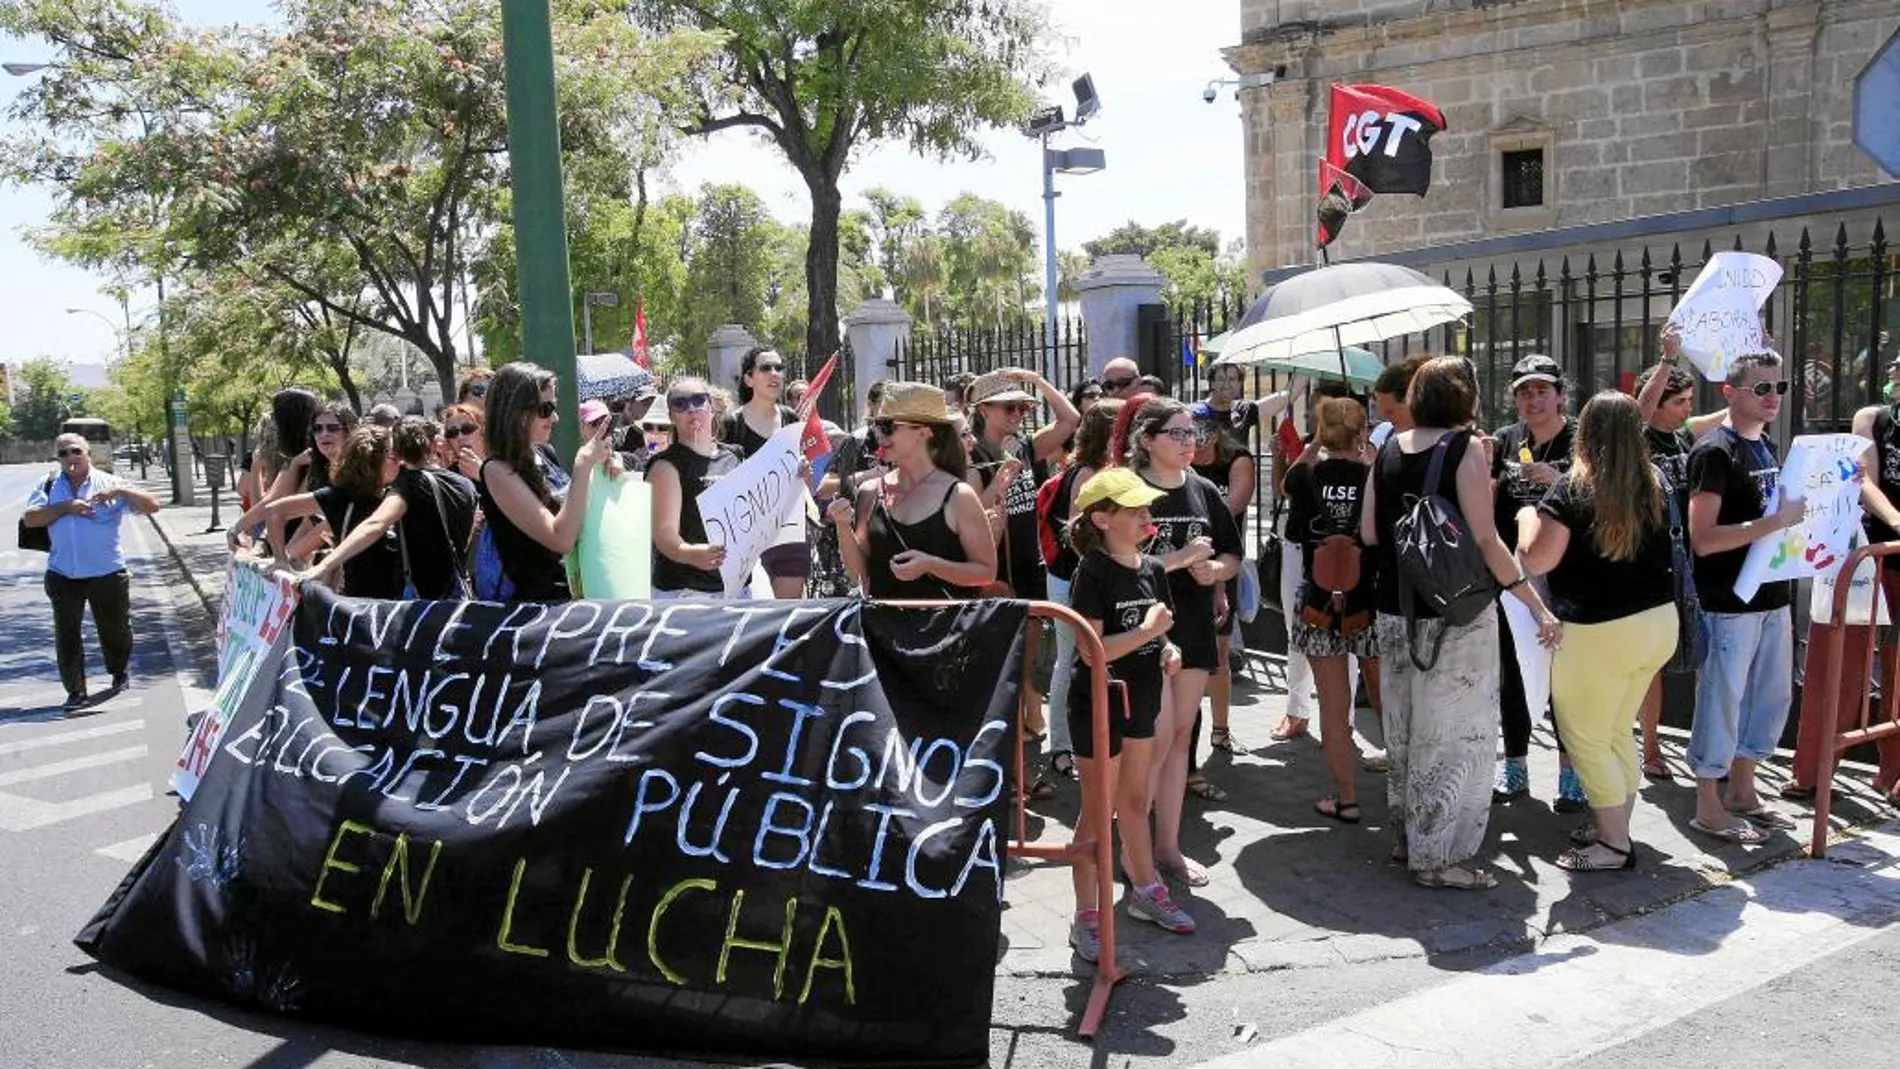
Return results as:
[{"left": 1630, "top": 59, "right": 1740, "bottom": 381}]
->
[{"left": 1501, "top": 149, "right": 1545, "bottom": 209}]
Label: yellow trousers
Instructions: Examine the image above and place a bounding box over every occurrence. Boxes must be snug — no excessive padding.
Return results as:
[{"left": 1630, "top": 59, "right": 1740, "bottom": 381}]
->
[{"left": 1549, "top": 604, "right": 1679, "bottom": 809}]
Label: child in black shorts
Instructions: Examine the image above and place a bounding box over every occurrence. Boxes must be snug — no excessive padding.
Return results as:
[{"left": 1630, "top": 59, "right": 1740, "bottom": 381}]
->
[{"left": 1064, "top": 469, "right": 1194, "bottom": 964}]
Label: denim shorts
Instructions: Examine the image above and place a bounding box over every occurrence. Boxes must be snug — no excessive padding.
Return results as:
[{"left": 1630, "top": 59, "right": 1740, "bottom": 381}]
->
[{"left": 1687, "top": 608, "right": 1794, "bottom": 780}]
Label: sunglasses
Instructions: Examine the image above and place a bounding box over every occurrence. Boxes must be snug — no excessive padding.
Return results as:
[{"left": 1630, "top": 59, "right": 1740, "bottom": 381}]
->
[
  {"left": 312, "top": 421, "right": 345, "bottom": 434},
  {"left": 444, "top": 422, "right": 478, "bottom": 439},
  {"left": 668, "top": 393, "right": 711, "bottom": 412},
  {"left": 754, "top": 362, "right": 786, "bottom": 374},
  {"left": 57, "top": 447, "right": 85, "bottom": 458},
  {"left": 991, "top": 402, "right": 1034, "bottom": 416},
  {"left": 1101, "top": 376, "right": 1136, "bottom": 391},
  {"left": 534, "top": 401, "right": 558, "bottom": 419},
  {"left": 468, "top": 383, "right": 488, "bottom": 398},
  {"left": 1743, "top": 380, "right": 1790, "bottom": 397},
  {"left": 1154, "top": 427, "right": 1198, "bottom": 444}
]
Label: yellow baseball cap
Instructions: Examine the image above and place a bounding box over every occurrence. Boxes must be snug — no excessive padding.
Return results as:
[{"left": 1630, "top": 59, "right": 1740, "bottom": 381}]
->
[{"left": 1074, "top": 468, "right": 1166, "bottom": 512}]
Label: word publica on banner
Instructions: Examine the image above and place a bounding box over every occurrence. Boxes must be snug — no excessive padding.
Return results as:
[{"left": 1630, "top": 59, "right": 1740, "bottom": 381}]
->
[{"left": 220, "top": 591, "right": 1017, "bottom": 899}]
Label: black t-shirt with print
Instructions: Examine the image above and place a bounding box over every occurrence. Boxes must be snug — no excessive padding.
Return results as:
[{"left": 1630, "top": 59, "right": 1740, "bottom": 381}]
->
[
  {"left": 972, "top": 436, "right": 1048, "bottom": 599},
  {"left": 1191, "top": 448, "right": 1254, "bottom": 534},
  {"left": 1491, "top": 418, "right": 1576, "bottom": 550},
  {"left": 1068, "top": 551, "right": 1172, "bottom": 727},
  {"left": 1536, "top": 476, "right": 1675, "bottom": 624},
  {"left": 1687, "top": 427, "right": 1792, "bottom": 613},
  {"left": 1285, "top": 457, "right": 1369, "bottom": 578},
  {"left": 1141, "top": 471, "right": 1244, "bottom": 666},
  {"left": 311, "top": 484, "right": 405, "bottom": 599}
]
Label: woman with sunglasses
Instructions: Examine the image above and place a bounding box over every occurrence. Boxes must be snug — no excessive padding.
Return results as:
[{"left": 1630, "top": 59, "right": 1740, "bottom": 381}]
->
[
  {"left": 827, "top": 382, "right": 995, "bottom": 599},
  {"left": 299, "top": 418, "right": 479, "bottom": 600},
  {"left": 968, "top": 368, "right": 1082, "bottom": 600},
  {"left": 1184, "top": 400, "right": 1260, "bottom": 797},
  {"left": 1120, "top": 394, "right": 1244, "bottom": 888},
  {"left": 647, "top": 377, "right": 745, "bottom": 598},
  {"left": 722, "top": 347, "right": 807, "bottom": 598},
  {"left": 266, "top": 425, "right": 404, "bottom": 597},
  {"left": 229, "top": 397, "right": 355, "bottom": 556},
  {"left": 437, "top": 403, "right": 486, "bottom": 482},
  {"left": 479, "top": 361, "right": 615, "bottom": 603}
]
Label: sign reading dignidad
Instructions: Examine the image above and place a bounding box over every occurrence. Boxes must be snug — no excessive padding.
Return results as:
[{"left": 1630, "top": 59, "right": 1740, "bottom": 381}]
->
[
  {"left": 696, "top": 423, "right": 805, "bottom": 597},
  {"left": 85, "top": 586, "right": 1024, "bottom": 1066}
]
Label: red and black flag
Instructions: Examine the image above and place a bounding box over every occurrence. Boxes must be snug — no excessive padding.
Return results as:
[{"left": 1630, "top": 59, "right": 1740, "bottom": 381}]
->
[{"left": 1316, "top": 83, "right": 1447, "bottom": 248}]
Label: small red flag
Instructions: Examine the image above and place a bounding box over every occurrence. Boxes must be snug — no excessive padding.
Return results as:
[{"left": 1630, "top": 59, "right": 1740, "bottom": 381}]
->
[
  {"left": 798, "top": 352, "right": 840, "bottom": 461},
  {"left": 798, "top": 352, "right": 838, "bottom": 420},
  {"left": 631, "top": 297, "right": 650, "bottom": 370}
]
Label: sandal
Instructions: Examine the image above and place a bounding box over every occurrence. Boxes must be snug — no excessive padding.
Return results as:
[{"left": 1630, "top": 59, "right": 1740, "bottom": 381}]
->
[
  {"left": 1641, "top": 757, "right": 1674, "bottom": 783},
  {"left": 1185, "top": 776, "right": 1229, "bottom": 802},
  {"left": 1209, "top": 727, "right": 1248, "bottom": 755},
  {"left": 1389, "top": 841, "right": 1409, "bottom": 864},
  {"left": 1777, "top": 783, "right": 1817, "bottom": 803},
  {"left": 1269, "top": 718, "right": 1310, "bottom": 742},
  {"left": 1158, "top": 855, "right": 1210, "bottom": 887},
  {"left": 1315, "top": 796, "right": 1361, "bottom": 824},
  {"left": 1413, "top": 865, "right": 1498, "bottom": 891},
  {"left": 1026, "top": 774, "right": 1056, "bottom": 801},
  {"left": 1726, "top": 804, "right": 1796, "bottom": 830},
  {"left": 1555, "top": 840, "right": 1636, "bottom": 872},
  {"left": 1688, "top": 816, "right": 1768, "bottom": 845},
  {"left": 1049, "top": 750, "right": 1079, "bottom": 782}
]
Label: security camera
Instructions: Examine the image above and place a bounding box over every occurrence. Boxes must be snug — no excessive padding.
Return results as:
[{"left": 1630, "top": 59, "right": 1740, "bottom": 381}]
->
[{"left": 1203, "top": 86, "right": 1219, "bottom": 104}]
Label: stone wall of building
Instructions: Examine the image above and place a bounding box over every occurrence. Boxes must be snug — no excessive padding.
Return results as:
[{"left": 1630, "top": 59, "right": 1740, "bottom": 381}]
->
[{"left": 1226, "top": 0, "right": 1899, "bottom": 278}]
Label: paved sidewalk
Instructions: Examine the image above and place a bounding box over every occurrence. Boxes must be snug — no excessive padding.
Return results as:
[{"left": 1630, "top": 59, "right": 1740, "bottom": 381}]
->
[{"left": 131, "top": 465, "right": 1900, "bottom": 1039}]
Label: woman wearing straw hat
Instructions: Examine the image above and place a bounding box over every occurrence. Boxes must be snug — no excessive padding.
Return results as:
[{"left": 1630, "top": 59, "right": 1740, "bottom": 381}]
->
[
  {"left": 968, "top": 368, "right": 1081, "bottom": 600},
  {"left": 827, "top": 382, "right": 996, "bottom": 599}
]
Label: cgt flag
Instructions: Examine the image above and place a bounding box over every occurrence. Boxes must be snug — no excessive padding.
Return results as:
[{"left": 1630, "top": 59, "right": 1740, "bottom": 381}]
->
[{"left": 1316, "top": 83, "right": 1447, "bottom": 248}]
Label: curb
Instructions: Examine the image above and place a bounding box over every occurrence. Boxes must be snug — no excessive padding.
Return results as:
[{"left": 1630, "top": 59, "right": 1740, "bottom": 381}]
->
[{"left": 143, "top": 510, "right": 219, "bottom": 619}]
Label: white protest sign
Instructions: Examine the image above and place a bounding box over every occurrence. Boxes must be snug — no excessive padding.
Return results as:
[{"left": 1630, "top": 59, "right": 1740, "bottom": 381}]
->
[
  {"left": 1499, "top": 583, "right": 1550, "bottom": 720},
  {"left": 173, "top": 559, "right": 299, "bottom": 800},
  {"left": 1666, "top": 252, "right": 1782, "bottom": 381},
  {"left": 1810, "top": 530, "right": 1891, "bottom": 627},
  {"left": 696, "top": 423, "right": 805, "bottom": 597},
  {"left": 1734, "top": 433, "right": 1870, "bottom": 603}
]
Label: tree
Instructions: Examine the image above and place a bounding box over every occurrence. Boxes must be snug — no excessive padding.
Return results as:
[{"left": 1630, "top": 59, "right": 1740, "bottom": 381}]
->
[
  {"left": 680, "top": 182, "right": 775, "bottom": 361},
  {"left": 939, "top": 193, "right": 1038, "bottom": 328},
  {"left": 1083, "top": 220, "right": 1223, "bottom": 260},
  {"left": 9, "top": 358, "right": 85, "bottom": 440},
  {"left": 1080, "top": 221, "right": 1249, "bottom": 310},
  {"left": 648, "top": 0, "right": 1052, "bottom": 358},
  {"left": 863, "top": 186, "right": 924, "bottom": 293}
]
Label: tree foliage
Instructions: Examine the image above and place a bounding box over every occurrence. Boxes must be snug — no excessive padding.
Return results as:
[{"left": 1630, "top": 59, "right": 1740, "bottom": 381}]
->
[
  {"left": 9, "top": 357, "right": 86, "bottom": 441},
  {"left": 646, "top": 0, "right": 1052, "bottom": 358}
]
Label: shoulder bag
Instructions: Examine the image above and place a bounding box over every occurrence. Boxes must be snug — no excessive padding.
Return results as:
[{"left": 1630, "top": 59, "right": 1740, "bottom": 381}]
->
[{"left": 1658, "top": 463, "right": 1704, "bottom": 674}]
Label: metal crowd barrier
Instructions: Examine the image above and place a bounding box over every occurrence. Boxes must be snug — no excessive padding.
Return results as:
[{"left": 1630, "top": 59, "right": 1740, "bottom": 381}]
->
[{"left": 1811, "top": 544, "right": 1900, "bottom": 859}]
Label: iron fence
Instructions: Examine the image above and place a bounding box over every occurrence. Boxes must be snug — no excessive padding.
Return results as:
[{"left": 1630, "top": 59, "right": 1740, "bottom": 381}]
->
[{"left": 889, "top": 315, "right": 1089, "bottom": 392}]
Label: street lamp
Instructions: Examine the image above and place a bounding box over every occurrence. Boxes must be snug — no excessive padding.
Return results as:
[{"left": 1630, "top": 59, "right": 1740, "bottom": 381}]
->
[
  {"left": 1027, "top": 74, "right": 1106, "bottom": 385},
  {"left": 581, "top": 291, "right": 619, "bottom": 355}
]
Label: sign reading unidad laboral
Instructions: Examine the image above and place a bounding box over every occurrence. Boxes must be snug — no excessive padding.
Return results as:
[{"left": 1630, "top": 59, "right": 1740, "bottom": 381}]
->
[
  {"left": 1734, "top": 433, "right": 1870, "bottom": 602},
  {"left": 696, "top": 423, "right": 805, "bottom": 597},
  {"left": 1667, "top": 251, "right": 1782, "bottom": 381},
  {"left": 84, "top": 588, "right": 1024, "bottom": 1066},
  {"left": 172, "top": 559, "right": 299, "bottom": 800}
]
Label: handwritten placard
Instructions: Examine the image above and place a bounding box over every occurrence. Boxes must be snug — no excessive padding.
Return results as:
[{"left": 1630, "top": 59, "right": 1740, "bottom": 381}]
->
[
  {"left": 1811, "top": 530, "right": 1891, "bottom": 626},
  {"left": 696, "top": 424, "right": 805, "bottom": 597},
  {"left": 1667, "top": 252, "right": 1782, "bottom": 381},
  {"left": 172, "top": 559, "right": 299, "bottom": 800},
  {"left": 1734, "top": 433, "right": 1870, "bottom": 603},
  {"left": 81, "top": 590, "right": 1025, "bottom": 1065}
]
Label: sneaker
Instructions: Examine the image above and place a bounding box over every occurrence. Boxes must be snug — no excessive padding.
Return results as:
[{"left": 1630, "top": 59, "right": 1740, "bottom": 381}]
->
[
  {"left": 62, "top": 691, "right": 89, "bottom": 711},
  {"left": 1554, "top": 765, "right": 1589, "bottom": 814},
  {"left": 110, "top": 672, "right": 129, "bottom": 691},
  {"left": 1492, "top": 758, "right": 1529, "bottom": 804},
  {"left": 1068, "top": 909, "right": 1101, "bottom": 963},
  {"left": 1124, "top": 881, "right": 1196, "bottom": 934}
]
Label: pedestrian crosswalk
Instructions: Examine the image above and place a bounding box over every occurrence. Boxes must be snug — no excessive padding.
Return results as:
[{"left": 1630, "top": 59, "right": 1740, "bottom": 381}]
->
[{"left": 0, "top": 713, "right": 166, "bottom": 836}]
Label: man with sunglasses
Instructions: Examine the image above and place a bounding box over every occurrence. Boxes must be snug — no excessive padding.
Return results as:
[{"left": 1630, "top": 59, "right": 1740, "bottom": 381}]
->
[
  {"left": 23, "top": 433, "right": 162, "bottom": 710},
  {"left": 1683, "top": 351, "right": 1808, "bottom": 844},
  {"left": 1099, "top": 357, "right": 1143, "bottom": 401}
]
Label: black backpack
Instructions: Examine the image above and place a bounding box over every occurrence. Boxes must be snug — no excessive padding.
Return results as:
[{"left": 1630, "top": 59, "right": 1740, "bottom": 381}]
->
[
  {"left": 1391, "top": 432, "right": 1499, "bottom": 670},
  {"left": 16, "top": 475, "right": 56, "bottom": 553}
]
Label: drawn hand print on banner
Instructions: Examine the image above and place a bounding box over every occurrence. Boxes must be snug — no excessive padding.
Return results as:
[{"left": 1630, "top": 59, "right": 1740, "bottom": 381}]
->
[
  {"left": 1806, "top": 538, "right": 1838, "bottom": 573},
  {"left": 1769, "top": 527, "right": 1809, "bottom": 570},
  {"left": 176, "top": 822, "right": 245, "bottom": 889}
]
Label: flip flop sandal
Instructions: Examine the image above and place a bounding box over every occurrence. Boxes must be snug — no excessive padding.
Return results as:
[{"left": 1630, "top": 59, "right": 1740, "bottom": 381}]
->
[
  {"left": 1158, "top": 857, "right": 1210, "bottom": 887},
  {"left": 1777, "top": 783, "right": 1817, "bottom": 802},
  {"left": 1555, "top": 840, "right": 1636, "bottom": 872},
  {"left": 1026, "top": 774, "right": 1056, "bottom": 801},
  {"left": 1269, "top": 720, "right": 1311, "bottom": 742},
  {"left": 1641, "top": 759, "right": 1674, "bottom": 783},
  {"left": 1315, "top": 796, "right": 1362, "bottom": 824},
  {"left": 1728, "top": 805, "right": 1796, "bottom": 830},
  {"left": 1413, "top": 865, "right": 1498, "bottom": 890},
  {"left": 1186, "top": 777, "right": 1230, "bottom": 802},
  {"left": 1209, "top": 728, "right": 1248, "bottom": 755},
  {"left": 1689, "top": 816, "right": 1769, "bottom": 844}
]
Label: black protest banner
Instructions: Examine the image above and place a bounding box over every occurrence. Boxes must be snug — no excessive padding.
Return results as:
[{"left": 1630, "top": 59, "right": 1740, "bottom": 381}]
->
[{"left": 78, "top": 588, "right": 1025, "bottom": 1067}]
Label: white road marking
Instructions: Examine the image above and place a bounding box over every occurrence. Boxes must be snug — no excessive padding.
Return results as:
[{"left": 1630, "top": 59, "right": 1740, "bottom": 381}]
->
[
  {"left": 94, "top": 831, "right": 160, "bottom": 862},
  {"left": 0, "top": 745, "right": 148, "bottom": 787},
  {"left": 0, "top": 783, "right": 153, "bottom": 831},
  {"left": 1195, "top": 823, "right": 1900, "bottom": 1069},
  {"left": 0, "top": 719, "right": 144, "bottom": 757}
]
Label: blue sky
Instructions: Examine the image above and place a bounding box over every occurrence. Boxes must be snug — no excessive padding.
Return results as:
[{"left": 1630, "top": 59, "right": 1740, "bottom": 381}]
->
[{"left": 1, "top": 1, "right": 1249, "bottom": 374}]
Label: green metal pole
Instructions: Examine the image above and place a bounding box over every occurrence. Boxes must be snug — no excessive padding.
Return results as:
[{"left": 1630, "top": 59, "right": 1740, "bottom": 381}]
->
[{"left": 500, "top": 0, "right": 579, "bottom": 463}]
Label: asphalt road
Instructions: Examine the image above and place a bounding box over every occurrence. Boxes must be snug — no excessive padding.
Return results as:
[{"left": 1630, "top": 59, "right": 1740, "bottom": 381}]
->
[{"left": 3, "top": 460, "right": 1895, "bottom": 1069}]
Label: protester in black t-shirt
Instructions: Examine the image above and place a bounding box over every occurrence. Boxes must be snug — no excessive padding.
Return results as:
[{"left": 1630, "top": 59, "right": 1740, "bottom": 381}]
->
[
  {"left": 1487, "top": 354, "right": 1582, "bottom": 809},
  {"left": 1063, "top": 468, "right": 1192, "bottom": 960},
  {"left": 268, "top": 425, "right": 404, "bottom": 598},
  {"left": 1683, "top": 351, "right": 1807, "bottom": 844},
  {"left": 648, "top": 376, "right": 744, "bottom": 597},
  {"left": 1285, "top": 397, "right": 1375, "bottom": 824},
  {"left": 967, "top": 368, "right": 1082, "bottom": 601},
  {"left": 1118, "top": 394, "right": 1243, "bottom": 890},
  {"left": 302, "top": 417, "right": 478, "bottom": 599},
  {"left": 1042, "top": 400, "right": 1125, "bottom": 786},
  {"left": 1519, "top": 391, "right": 1679, "bottom": 873}
]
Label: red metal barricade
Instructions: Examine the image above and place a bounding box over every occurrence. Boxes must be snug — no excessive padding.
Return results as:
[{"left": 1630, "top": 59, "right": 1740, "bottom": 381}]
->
[{"left": 1811, "top": 544, "right": 1900, "bottom": 859}]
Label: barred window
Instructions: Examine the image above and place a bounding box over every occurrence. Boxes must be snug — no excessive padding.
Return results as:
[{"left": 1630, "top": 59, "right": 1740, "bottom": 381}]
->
[{"left": 1502, "top": 149, "right": 1545, "bottom": 209}]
